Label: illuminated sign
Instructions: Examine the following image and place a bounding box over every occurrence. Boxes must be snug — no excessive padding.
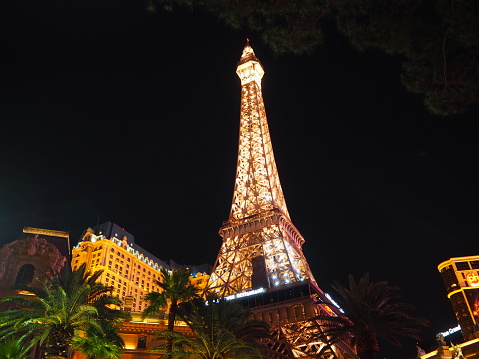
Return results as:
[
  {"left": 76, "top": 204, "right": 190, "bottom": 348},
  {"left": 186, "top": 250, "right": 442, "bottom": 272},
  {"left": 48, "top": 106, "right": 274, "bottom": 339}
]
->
[
  {"left": 466, "top": 272, "right": 479, "bottom": 287},
  {"left": 23, "top": 227, "right": 69, "bottom": 238},
  {"left": 439, "top": 324, "right": 461, "bottom": 337},
  {"left": 225, "top": 288, "right": 266, "bottom": 301},
  {"left": 325, "top": 293, "right": 344, "bottom": 314}
]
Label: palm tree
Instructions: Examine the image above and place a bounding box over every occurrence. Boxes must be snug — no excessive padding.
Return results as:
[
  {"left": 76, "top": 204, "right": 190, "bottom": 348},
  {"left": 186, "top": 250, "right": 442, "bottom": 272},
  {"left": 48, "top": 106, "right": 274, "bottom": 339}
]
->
[
  {"left": 72, "top": 321, "right": 124, "bottom": 359},
  {"left": 0, "top": 263, "right": 128, "bottom": 359},
  {"left": 143, "top": 267, "right": 200, "bottom": 357},
  {"left": 155, "top": 298, "right": 272, "bottom": 359},
  {"left": 312, "top": 273, "right": 428, "bottom": 359},
  {"left": 0, "top": 337, "right": 35, "bottom": 359}
]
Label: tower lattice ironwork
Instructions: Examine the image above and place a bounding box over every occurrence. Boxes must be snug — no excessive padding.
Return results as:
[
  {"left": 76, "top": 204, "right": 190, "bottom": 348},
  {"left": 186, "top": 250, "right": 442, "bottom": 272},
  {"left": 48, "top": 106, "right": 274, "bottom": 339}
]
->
[
  {"left": 207, "top": 43, "right": 316, "bottom": 297},
  {"left": 206, "top": 43, "right": 356, "bottom": 359}
]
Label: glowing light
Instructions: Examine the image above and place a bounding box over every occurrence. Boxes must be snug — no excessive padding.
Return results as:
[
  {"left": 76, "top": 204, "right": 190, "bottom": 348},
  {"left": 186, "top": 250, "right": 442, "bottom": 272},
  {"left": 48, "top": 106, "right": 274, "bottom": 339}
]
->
[
  {"left": 205, "top": 44, "right": 316, "bottom": 299},
  {"left": 322, "top": 304, "right": 337, "bottom": 317},
  {"left": 224, "top": 287, "right": 265, "bottom": 301},
  {"left": 325, "top": 293, "right": 344, "bottom": 314},
  {"left": 23, "top": 227, "right": 69, "bottom": 238},
  {"left": 466, "top": 272, "right": 479, "bottom": 286},
  {"left": 420, "top": 350, "right": 438, "bottom": 359},
  {"left": 439, "top": 324, "right": 461, "bottom": 337}
]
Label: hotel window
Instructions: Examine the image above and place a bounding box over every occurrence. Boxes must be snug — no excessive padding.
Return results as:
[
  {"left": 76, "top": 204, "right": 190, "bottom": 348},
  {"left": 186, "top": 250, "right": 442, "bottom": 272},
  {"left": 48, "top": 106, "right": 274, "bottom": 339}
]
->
[{"left": 456, "top": 262, "right": 470, "bottom": 271}]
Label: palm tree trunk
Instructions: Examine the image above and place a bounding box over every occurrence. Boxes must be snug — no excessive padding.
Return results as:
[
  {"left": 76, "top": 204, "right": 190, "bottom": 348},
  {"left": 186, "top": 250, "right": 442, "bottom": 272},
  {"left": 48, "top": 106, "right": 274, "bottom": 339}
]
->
[
  {"left": 356, "top": 331, "right": 379, "bottom": 359},
  {"left": 165, "top": 301, "right": 178, "bottom": 359},
  {"left": 357, "top": 350, "right": 379, "bottom": 359},
  {"left": 45, "top": 328, "right": 73, "bottom": 359}
]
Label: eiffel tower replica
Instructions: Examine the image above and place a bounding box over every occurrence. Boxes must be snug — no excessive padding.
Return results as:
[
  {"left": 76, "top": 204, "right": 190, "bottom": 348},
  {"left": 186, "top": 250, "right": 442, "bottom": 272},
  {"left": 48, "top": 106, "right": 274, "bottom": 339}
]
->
[{"left": 206, "top": 42, "right": 356, "bottom": 359}]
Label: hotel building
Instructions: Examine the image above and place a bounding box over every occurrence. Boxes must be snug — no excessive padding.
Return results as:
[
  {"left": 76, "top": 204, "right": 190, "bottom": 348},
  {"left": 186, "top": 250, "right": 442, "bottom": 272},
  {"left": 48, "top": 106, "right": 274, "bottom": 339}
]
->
[
  {"left": 71, "top": 222, "right": 210, "bottom": 354},
  {"left": 72, "top": 222, "right": 210, "bottom": 313}
]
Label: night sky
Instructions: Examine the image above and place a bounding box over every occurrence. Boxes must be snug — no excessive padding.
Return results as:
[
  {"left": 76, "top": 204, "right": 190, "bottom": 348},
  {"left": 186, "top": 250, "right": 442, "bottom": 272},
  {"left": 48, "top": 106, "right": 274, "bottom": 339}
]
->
[{"left": 1, "top": 0, "right": 478, "bottom": 356}]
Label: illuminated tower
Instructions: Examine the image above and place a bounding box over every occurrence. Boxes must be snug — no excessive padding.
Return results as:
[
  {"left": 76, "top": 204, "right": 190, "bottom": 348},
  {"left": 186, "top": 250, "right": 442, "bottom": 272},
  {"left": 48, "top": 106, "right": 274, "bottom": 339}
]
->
[{"left": 207, "top": 43, "right": 355, "bottom": 359}]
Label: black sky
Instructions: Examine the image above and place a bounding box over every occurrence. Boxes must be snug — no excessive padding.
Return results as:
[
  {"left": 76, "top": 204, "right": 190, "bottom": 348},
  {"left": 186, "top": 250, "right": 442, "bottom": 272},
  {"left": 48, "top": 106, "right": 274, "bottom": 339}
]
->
[{"left": 1, "top": 0, "right": 478, "bottom": 356}]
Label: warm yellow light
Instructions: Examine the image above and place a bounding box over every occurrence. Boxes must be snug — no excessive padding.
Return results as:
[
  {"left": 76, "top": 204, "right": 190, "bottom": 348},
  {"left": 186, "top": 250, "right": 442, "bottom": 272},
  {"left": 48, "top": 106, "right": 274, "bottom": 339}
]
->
[
  {"left": 438, "top": 260, "right": 452, "bottom": 272},
  {"left": 459, "top": 337, "right": 479, "bottom": 346},
  {"left": 447, "top": 289, "right": 464, "bottom": 298},
  {"left": 23, "top": 227, "right": 69, "bottom": 238},
  {"left": 420, "top": 350, "right": 438, "bottom": 359}
]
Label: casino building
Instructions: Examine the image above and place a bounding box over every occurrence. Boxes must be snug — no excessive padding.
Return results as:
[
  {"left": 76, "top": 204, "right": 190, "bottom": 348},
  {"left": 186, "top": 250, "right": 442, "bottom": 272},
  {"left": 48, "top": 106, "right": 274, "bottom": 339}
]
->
[
  {"left": 420, "top": 255, "right": 479, "bottom": 359},
  {"left": 438, "top": 255, "right": 479, "bottom": 340}
]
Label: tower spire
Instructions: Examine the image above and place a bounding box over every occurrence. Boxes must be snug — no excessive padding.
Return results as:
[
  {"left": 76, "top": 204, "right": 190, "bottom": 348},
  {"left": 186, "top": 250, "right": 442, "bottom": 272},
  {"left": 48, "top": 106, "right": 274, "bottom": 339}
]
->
[{"left": 231, "top": 42, "right": 290, "bottom": 222}]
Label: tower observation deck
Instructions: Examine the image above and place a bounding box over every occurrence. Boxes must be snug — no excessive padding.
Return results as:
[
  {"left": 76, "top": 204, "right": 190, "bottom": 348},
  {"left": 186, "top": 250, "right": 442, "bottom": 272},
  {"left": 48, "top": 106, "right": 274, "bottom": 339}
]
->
[{"left": 206, "top": 43, "right": 355, "bottom": 359}]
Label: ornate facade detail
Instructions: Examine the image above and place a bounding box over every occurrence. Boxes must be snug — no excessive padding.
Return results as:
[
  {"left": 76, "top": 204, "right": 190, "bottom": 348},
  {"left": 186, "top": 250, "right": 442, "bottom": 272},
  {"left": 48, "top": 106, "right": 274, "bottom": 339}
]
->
[{"left": 0, "top": 235, "right": 66, "bottom": 292}]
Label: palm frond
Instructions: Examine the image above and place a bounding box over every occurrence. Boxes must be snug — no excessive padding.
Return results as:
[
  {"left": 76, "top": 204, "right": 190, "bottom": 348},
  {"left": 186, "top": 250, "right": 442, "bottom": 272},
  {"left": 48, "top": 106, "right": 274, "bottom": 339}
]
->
[{"left": 313, "top": 273, "right": 428, "bottom": 358}]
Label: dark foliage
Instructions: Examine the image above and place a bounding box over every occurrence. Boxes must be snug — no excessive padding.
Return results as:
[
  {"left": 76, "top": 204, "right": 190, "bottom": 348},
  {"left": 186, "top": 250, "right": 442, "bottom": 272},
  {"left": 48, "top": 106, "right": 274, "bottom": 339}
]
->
[
  {"left": 312, "top": 274, "right": 428, "bottom": 359},
  {"left": 149, "top": 0, "right": 479, "bottom": 115}
]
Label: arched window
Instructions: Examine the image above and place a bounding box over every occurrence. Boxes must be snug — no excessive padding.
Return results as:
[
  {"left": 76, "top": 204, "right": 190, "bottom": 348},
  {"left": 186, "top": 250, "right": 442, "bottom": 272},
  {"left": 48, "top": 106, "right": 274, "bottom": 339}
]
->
[
  {"left": 137, "top": 334, "right": 147, "bottom": 349},
  {"left": 15, "top": 264, "right": 35, "bottom": 284}
]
